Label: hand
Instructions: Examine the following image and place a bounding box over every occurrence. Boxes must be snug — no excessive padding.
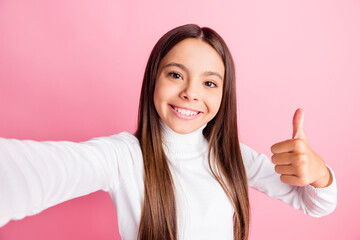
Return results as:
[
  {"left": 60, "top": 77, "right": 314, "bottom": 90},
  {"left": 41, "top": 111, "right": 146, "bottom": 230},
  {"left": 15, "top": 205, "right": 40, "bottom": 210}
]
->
[{"left": 270, "top": 108, "right": 332, "bottom": 188}]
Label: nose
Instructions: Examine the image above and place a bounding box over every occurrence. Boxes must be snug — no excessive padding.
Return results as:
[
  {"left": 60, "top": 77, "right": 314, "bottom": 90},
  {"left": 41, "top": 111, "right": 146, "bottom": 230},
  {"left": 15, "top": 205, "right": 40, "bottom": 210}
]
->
[{"left": 181, "top": 82, "right": 199, "bottom": 101}]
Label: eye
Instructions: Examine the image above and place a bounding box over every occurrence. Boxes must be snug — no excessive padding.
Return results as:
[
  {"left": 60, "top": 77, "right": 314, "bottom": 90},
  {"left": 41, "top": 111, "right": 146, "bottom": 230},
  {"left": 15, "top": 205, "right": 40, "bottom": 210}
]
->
[
  {"left": 168, "top": 71, "right": 183, "bottom": 79},
  {"left": 204, "top": 81, "right": 217, "bottom": 88}
]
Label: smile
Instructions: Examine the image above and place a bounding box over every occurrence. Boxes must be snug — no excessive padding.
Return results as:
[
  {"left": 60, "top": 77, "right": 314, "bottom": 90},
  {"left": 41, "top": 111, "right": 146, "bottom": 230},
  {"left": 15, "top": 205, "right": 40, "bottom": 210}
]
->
[{"left": 169, "top": 104, "right": 203, "bottom": 120}]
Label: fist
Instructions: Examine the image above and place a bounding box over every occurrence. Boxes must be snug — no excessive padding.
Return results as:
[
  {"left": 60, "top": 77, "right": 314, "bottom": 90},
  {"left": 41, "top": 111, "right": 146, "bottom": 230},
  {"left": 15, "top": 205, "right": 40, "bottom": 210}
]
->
[{"left": 270, "top": 108, "right": 332, "bottom": 188}]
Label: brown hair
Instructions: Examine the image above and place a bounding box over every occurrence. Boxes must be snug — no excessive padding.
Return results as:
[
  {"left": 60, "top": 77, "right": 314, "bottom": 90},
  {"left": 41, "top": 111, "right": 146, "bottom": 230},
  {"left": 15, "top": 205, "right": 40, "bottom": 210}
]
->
[{"left": 135, "top": 23, "right": 249, "bottom": 240}]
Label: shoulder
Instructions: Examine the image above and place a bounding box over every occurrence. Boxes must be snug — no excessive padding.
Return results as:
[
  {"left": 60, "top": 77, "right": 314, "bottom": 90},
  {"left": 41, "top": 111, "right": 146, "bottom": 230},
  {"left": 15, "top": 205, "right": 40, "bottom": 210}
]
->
[
  {"left": 90, "top": 131, "right": 141, "bottom": 152},
  {"left": 109, "top": 131, "right": 139, "bottom": 145},
  {"left": 113, "top": 131, "right": 139, "bottom": 144},
  {"left": 239, "top": 142, "right": 268, "bottom": 173},
  {"left": 239, "top": 142, "right": 258, "bottom": 158}
]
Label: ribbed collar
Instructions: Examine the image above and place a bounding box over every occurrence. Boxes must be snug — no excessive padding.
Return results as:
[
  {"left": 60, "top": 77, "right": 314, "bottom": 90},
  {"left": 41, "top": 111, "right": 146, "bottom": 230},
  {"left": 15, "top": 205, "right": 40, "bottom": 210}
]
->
[
  {"left": 160, "top": 120, "right": 209, "bottom": 160},
  {"left": 161, "top": 120, "right": 207, "bottom": 144}
]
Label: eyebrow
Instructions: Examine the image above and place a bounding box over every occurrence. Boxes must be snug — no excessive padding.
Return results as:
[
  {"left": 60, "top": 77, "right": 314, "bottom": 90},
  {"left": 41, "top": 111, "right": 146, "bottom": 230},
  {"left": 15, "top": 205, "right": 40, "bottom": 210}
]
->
[{"left": 162, "top": 62, "right": 223, "bottom": 81}]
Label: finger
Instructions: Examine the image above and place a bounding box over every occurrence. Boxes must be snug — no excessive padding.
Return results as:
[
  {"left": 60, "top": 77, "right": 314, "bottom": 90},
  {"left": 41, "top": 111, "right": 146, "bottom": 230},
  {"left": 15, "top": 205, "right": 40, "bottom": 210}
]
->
[
  {"left": 271, "top": 152, "right": 294, "bottom": 165},
  {"left": 271, "top": 139, "right": 304, "bottom": 154},
  {"left": 274, "top": 164, "right": 296, "bottom": 175},
  {"left": 292, "top": 108, "right": 308, "bottom": 142},
  {"left": 279, "top": 175, "right": 303, "bottom": 186}
]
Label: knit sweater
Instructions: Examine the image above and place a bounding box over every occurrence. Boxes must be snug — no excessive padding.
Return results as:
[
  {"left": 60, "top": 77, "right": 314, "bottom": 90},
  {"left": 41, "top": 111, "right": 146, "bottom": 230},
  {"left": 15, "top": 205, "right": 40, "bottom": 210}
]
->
[{"left": 0, "top": 123, "right": 337, "bottom": 239}]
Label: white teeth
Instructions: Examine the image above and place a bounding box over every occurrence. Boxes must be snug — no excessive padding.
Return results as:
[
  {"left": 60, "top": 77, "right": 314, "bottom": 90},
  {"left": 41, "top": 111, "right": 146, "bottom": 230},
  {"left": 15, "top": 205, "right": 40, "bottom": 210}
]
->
[{"left": 174, "top": 107, "right": 199, "bottom": 116}]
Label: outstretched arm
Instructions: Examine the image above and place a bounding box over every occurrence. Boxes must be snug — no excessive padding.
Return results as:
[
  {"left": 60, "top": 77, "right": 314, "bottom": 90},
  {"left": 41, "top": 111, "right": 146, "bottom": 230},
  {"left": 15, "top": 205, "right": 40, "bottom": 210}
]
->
[{"left": 0, "top": 133, "right": 125, "bottom": 227}]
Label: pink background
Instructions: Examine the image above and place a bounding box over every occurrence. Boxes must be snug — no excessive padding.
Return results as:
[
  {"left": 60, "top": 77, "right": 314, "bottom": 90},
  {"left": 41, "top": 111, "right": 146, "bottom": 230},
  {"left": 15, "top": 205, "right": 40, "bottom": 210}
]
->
[{"left": 0, "top": 0, "right": 359, "bottom": 239}]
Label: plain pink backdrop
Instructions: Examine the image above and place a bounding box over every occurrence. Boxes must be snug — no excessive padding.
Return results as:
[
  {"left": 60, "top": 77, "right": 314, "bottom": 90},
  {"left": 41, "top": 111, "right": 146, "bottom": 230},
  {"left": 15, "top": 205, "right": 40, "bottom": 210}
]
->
[{"left": 0, "top": 0, "right": 359, "bottom": 239}]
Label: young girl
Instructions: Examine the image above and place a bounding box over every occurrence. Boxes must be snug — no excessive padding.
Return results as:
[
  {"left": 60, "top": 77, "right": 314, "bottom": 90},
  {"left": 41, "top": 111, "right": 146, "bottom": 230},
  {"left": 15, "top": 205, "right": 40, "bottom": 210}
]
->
[{"left": 0, "top": 24, "right": 337, "bottom": 240}]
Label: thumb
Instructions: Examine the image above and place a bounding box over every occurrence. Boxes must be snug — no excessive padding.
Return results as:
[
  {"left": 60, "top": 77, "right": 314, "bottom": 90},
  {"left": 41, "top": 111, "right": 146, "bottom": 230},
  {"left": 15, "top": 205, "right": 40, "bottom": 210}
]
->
[{"left": 292, "top": 108, "right": 307, "bottom": 141}]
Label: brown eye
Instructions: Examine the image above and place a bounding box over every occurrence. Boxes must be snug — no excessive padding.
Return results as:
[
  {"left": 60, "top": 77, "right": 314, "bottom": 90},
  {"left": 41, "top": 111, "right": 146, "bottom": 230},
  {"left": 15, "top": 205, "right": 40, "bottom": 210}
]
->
[
  {"left": 168, "top": 71, "right": 183, "bottom": 79},
  {"left": 204, "top": 81, "right": 217, "bottom": 88}
]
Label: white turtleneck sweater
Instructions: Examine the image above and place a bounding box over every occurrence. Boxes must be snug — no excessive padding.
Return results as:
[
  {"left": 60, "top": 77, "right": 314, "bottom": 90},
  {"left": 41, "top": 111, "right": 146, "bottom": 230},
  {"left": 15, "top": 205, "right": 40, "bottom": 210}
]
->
[{"left": 0, "top": 123, "right": 337, "bottom": 239}]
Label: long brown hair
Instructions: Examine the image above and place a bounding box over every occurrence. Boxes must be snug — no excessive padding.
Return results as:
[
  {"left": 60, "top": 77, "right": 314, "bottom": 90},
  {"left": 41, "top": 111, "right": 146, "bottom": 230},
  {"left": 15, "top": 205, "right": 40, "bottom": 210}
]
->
[{"left": 135, "top": 23, "right": 250, "bottom": 240}]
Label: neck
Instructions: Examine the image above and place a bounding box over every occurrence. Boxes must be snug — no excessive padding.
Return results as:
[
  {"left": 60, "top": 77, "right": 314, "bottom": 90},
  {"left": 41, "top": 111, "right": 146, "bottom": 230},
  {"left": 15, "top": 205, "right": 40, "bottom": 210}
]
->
[
  {"left": 160, "top": 120, "right": 209, "bottom": 159},
  {"left": 160, "top": 120, "right": 207, "bottom": 144}
]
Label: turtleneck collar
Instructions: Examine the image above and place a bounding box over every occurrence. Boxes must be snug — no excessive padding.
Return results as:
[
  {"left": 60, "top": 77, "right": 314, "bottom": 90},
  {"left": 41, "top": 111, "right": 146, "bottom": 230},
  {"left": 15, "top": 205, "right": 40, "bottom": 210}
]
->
[
  {"left": 160, "top": 120, "right": 207, "bottom": 144},
  {"left": 160, "top": 120, "right": 209, "bottom": 160}
]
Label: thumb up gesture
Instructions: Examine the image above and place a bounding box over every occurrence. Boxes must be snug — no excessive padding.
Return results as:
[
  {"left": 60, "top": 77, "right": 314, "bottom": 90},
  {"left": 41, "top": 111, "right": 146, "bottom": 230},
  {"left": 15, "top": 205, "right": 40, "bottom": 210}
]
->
[{"left": 270, "top": 108, "right": 333, "bottom": 188}]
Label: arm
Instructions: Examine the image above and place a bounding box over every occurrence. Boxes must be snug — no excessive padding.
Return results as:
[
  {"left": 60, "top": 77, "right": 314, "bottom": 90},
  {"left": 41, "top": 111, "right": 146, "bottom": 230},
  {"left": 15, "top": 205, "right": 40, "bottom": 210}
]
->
[
  {"left": 0, "top": 133, "right": 126, "bottom": 227},
  {"left": 240, "top": 142, "right": 337, "bottom": 217}
]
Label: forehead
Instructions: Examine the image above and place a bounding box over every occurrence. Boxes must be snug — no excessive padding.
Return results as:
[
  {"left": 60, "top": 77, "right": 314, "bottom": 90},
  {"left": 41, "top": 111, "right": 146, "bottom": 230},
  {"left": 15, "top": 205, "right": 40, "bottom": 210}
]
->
[{"left": 158, "top": 38, "right": 225, "bottom": 77}]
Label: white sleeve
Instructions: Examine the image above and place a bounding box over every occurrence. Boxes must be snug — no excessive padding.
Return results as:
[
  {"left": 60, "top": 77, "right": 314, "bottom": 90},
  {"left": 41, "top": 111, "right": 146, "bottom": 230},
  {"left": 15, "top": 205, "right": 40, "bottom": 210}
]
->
[
  {"left": 240, "top": 142, "right": 337, "bottom": 217},
  {"left": 0, "top": 133, "right": 129, "bottom": 227}
]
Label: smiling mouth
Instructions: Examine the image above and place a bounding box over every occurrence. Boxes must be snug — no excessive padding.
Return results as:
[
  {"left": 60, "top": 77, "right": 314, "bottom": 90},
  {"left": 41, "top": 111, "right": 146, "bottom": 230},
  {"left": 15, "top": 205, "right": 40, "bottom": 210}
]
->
[{"left": 169, "top": 104, "right": 202, "bottom": 116}]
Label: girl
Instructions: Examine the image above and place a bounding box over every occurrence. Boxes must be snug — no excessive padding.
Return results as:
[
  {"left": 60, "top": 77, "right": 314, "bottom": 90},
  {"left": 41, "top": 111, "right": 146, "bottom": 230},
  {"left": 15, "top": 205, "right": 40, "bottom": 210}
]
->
[{"left": 0, "top": 24, "right": 337, "bottom": 240}]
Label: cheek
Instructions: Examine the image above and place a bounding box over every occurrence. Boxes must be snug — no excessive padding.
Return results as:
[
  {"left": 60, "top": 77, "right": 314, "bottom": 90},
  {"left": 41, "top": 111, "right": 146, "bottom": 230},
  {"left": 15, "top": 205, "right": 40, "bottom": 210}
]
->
[
  {"left": 154, "top": 81, "right": 178, "bottom": 103},
  {"left": 153, "top": 80, "right": 175, "bottom": 112},
  {"left": 206, "top": 91, "right": 223, "bottom": 115}
]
